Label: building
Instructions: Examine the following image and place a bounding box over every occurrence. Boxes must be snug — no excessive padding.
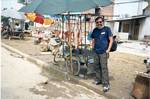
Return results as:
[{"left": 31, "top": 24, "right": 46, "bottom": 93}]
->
[{"left": 107, "top": 0, "right": 149, "bottom": 40}]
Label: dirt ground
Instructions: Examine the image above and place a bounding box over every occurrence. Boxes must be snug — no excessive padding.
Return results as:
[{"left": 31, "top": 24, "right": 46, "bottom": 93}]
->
[{"left": 1, "top": 37, "right": 147, "bottom": 99}]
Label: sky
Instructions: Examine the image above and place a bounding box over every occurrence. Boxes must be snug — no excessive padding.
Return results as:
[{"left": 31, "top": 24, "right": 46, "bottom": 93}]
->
[{"left": 1, "top": 0, "right": 24, "bottom": 10}]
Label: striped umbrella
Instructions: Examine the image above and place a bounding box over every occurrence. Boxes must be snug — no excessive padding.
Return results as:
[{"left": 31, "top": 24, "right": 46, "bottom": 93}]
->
[{"left": 25, "top": 13, "right": 55, "bottom": 25}]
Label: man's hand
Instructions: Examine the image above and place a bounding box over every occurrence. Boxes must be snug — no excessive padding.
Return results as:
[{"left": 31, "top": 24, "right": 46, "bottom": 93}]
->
[{"left": 106, "top": 49, "right": 110, "bottom": 53}]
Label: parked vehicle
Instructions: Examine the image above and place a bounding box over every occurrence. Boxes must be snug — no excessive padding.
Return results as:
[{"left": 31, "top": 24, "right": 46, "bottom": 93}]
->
[{"left": 1, "top": 25, "right": 25, "bottom": 40}]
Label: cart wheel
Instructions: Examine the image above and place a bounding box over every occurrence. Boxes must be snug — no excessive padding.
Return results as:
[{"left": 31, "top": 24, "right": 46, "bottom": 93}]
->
[
  {"left": 72, "top": 59, "right": 81, "bottom": 75},
  {"left": 19, "top": 33, "right": 25, "bottom": 40},
  {"left": 65, "top": 56, "right": 81, "bottom": 76},
  {"left": 2, "top": 31, "right": 9, "bottom": 39},
  {"left": 3, "top": 34, "right": 9, "bottom": 39}
]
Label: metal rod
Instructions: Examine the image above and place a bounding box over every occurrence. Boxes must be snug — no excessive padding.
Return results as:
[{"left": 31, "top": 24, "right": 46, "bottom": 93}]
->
[
  {"left": 58, "top": 13, "right": 119, "bottom": 18},
  {"left": 84, "top": 14, "right": 86, "bottom": 49},
  {"left": 62, "top": 15, "right": 65, "bottom": 58}
]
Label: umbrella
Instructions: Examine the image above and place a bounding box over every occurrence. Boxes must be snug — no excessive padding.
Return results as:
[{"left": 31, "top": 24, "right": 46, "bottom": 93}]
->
[
  {"left": 25, "top": 13, "right": 55, "bottom": 25},
  {"left": 2, "top": 8, "right": 25, "bottom": 20},
  {"left": 19, "top": 0, "right": 113, "bottom": 74},
  {"left": 19, "top": 0, "right": 113, "bottom": 15}
]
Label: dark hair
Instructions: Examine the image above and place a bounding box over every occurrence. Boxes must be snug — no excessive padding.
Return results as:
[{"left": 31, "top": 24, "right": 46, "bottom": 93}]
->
[
  {"left": 95, "top": 16, "right": 104, "bottom": 22},
  {"left": 15, "top": 23, "right": 19, "bottom": 26}
]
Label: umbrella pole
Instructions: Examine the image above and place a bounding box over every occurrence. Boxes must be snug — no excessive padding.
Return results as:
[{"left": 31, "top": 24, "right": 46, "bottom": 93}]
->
[{"left": 68, "top": 12, "right": 73, "bottom": 74}]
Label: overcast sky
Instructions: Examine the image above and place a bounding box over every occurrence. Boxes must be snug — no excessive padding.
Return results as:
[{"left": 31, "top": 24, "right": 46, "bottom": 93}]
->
[{"left": 1, "top": 0, "right": 24, "bottom": 10}]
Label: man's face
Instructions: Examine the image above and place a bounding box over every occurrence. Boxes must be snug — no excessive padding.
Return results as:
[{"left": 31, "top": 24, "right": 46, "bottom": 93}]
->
[{"left": 96, "top": 18, "right": 104, "bottom": 28}]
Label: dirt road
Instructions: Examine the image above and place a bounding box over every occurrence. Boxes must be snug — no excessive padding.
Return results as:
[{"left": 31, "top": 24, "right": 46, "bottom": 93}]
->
[{"left": 1, "top": 47, "right": 106, "bottom": 99}]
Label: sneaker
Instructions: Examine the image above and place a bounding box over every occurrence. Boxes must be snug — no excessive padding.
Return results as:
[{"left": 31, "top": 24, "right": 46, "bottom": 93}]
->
[{"left": 103, "top": 85, "right": 110, "bottom": 92}]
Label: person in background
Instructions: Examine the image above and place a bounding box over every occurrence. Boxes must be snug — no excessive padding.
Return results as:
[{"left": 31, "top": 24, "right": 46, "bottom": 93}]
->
[
  {"left": 15, "top": 23, "right": 21, "bottom": 31},
  {"left": 25, "top": 22, "right": 29, "bottom": 30},
  {"left": 91, "top": 16, "right": 113, "bottom": 92}
]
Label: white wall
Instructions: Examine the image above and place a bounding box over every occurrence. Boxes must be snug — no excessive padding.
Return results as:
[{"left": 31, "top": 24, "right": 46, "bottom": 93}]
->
[
  {"left": 106, "top": 21, "right": 119, "bottom": 35},
  {"left": 113, "top": 22, "right": 119, "bottom": 33},
  {"left": 113, "top": 0, "right": 148, "bottom": 20},
  {"left": 139, "top": 17, "right": 150, "bottom": 40}
]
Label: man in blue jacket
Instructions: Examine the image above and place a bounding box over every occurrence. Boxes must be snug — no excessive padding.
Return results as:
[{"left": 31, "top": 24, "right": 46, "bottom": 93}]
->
[{"left": 91, "top": 16, "right": 113, "bottom": 92}]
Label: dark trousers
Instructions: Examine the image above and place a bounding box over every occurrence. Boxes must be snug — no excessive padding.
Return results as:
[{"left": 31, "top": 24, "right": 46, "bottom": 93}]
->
[{"left": 94, "top": 53, "right": 109, "bottom": 85}]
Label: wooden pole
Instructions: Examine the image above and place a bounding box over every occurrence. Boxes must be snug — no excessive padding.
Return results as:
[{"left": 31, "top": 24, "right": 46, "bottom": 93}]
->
[
  {"left": 62, "top": 15, "right": 65, "bottom": 58},
  {"left": 68, "top": 12, "right": 73, "bottom": 74}
]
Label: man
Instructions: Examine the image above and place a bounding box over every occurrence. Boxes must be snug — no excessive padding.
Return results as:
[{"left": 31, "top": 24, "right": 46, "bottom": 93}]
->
[
  {"left": 15, "top": 23, "right": 21, "bottom": 31},
  {"left": 91, "top": 16, "right": 113, "bottom": 92}
]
